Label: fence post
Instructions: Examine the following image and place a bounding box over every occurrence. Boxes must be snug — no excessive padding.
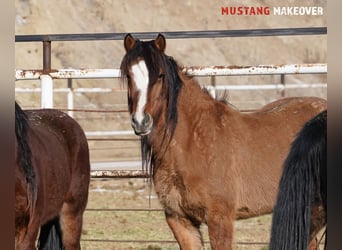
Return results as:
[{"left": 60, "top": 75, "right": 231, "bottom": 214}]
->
[
  {"left": 67, "top": 78, "right": 74, "bottom": 117},
  {"left": 41, "top": 40, "right": 53, "bottom": 108},
  {"left": 209, "top": 76, "right": 216, "bottom": 98},
  {"left": 280, "top": 74, "right": 285, "bottom": 97},
  {"left": 40, "top": 74, "right": 53, "bottom": 108}
]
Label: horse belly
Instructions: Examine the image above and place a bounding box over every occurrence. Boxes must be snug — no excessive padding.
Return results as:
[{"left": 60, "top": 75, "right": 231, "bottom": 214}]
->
[{"left": 232, "top": 149, "right": 286, "bottom": 218}]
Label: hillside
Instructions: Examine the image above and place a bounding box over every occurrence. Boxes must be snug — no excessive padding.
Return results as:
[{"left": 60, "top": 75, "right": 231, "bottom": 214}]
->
[{"left": 15, "top": 0, "right": 327, "bottom": 67}]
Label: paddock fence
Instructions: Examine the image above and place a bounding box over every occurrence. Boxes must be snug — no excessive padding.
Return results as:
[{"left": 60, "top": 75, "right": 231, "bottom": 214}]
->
[{"left": 15, "top": 27, "right": 327, "bottom": 248}]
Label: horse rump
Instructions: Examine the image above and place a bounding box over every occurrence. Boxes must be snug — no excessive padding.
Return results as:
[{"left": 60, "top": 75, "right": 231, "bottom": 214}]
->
[
  {"left": 37, "top": 217, "right": 63, "bottom": 250},
  {"left": 269, "top": 110, "right": 327, "bottom": 250}
]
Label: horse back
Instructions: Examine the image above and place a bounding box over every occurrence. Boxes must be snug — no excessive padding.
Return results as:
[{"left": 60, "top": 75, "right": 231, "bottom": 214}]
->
[{"left": 257, "top": 96, "right": 326, "bottom": 114}]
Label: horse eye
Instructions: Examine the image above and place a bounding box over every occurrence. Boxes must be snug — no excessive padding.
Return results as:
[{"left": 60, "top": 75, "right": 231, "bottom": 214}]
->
[{"left": 158, "top": 73, "right": 165, "bottom": 79}]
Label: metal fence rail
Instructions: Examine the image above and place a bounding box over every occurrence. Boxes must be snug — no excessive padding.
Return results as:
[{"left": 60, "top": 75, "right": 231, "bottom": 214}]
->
[
  {"left": 15, "top": 27, "right": 327, "bottom": 42},
  {"left": 15, "top": 63, "right": 327, "bottom": 114},
  {"left": 15, "top": 63, "right": 327, "bottom": 79}
]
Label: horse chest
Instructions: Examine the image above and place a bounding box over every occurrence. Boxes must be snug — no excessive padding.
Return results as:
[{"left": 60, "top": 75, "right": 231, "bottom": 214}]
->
[{"left": 153, "top": 168, "right": 205, "bottom": 222}]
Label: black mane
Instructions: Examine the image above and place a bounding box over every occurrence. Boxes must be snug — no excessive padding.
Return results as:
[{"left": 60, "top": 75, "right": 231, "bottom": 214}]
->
[
  {"left": 120, "top": 39, "right": 183, "bottom": 175},
  {"left": 15, "top": 102, "right": 35, "bottom": 185}
]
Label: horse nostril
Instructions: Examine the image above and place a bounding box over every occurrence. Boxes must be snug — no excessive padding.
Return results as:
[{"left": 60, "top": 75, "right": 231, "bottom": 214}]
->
[
  {"left": 131, "top": 115, "right": 138, "bottom": 126},
  {"left": 131, "top": 113, "right": 153, "bottom": 136},
  {"left": 142, "top": 113, "right": 151, "bottom": 126}
]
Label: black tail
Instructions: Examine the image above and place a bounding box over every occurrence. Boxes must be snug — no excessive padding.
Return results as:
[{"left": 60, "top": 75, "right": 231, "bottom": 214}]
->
[
  {"left": 269, "top": 110, "right": 327, "bottom": 250},
  {"left": 37, "top": 217, "right": 63, "bottom": 250}
]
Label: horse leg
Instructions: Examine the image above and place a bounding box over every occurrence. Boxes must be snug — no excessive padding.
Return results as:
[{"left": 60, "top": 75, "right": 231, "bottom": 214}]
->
[
  {"left": 59, "top": 201, "right": 85, "bottom": 250},
  {"left": 16, "top": 223, "right": 40, "bottom": 250},
  {"left": 165, "top": 211, "right": 204, "bottom": 250},
  {"left": 206, "top": 208, "right": 235, "bottom": 250},
  {"left": 16, "top": 231, "right": 38, "bottom": 250},
  {"left": 308, "top": 204, "right": 326, "bottom": 250}
]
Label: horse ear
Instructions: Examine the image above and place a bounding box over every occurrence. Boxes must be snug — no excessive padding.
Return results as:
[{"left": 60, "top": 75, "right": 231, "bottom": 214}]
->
[
  {"left": 154, "top": 33, "right": 166, "bottom": 52},
  {"left": 124, "top": 34, "right": 136, "bottom": 52}
]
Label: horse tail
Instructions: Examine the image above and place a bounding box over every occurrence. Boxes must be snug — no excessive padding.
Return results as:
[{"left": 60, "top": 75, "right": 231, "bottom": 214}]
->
[
  {"left": 37, "top": 217, "right": 63, "bottom": 250},
  {"left": 269, "top": 110, "right": 327, "bottom": 250}
]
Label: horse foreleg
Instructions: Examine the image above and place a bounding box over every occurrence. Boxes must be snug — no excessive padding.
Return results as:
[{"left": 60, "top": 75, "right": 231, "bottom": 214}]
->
[
  {"left": 206, "top": 210, "right": 235, "bottom": 250},
  {"left": 165, "top": 211, "right": 204, "bottom": 250}
]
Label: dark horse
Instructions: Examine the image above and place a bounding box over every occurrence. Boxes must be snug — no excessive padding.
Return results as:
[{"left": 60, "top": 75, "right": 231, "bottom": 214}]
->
[
  {"left": 120, "top": 33, "right": 327, "bottom": 249},
  {"left": 269, "top": 110, "right": 327, "bottom": 250},
  {"left": 15, "top": 102, "right": 90, "bottom": 250}
]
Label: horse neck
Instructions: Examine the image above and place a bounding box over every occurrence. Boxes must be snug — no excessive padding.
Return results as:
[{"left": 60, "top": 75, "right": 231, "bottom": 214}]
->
[
  {"left": 178, "top": 75, "right": 211, "bottom": 108},
  {"left": 148, "top": 72, "right": 234, "bottom": 156},
  {"left": 177, "top": 73, "right": 231, "bottom": 119}
]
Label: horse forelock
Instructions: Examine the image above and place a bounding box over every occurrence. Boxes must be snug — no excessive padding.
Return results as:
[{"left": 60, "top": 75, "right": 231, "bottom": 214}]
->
[{"left": 121, "top": 40, "right": 161, "bottom": 83}]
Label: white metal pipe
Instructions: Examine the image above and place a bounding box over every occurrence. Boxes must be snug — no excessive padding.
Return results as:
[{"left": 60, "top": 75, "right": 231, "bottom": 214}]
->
[
  {"left": 15, "top": 88, "right": 116, "bottom": 93},
  {"left": 85, "top": 130, "right": 136, "bottom": 137},
  {"left": 15, "top": 68, "right": 121, "bottom": 80},
  {"left": 15, "top": 63, "right": 327, "bottom": 80},
  {"left": 15, "top": 83, "right": 327, "bottom": 94},
  {"left": 67, "top": 88, "right": 74, "bottom": 117},
  {"left": 204, "top": 83, "right": 327, "bottom": 91},
  {"left": 182, "top": 63, "right": 327, "bottom": 76},
  {"left": 40, "top": 74, "right": 53, "bottom": 108}
]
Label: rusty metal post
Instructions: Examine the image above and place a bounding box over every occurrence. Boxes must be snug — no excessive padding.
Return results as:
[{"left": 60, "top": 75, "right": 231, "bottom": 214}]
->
[
  {"left": 41, "top": 40, "right": 53, "bottom": 108},
  {"left": 43, "top": 40, "right": 51, "bottom": 73}
]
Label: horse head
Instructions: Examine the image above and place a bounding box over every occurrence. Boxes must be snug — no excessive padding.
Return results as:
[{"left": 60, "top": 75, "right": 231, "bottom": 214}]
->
[{"left": 121, "top": 34, "right": 182, "bottom": 137}]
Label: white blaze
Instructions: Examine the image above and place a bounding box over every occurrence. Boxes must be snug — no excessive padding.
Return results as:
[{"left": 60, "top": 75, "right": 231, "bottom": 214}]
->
[{"left": 131, "top": 60, "right": 149, "bottom": 124}]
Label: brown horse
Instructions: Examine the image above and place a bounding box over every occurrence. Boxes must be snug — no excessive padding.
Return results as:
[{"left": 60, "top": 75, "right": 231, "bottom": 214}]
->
[
  {"left": 269, "top": 110, "right": 327, "bottom": 250},
  {"left": 120, "top": 33, "right": 327, "bottom": 249},
  {"left": 15, "top": 101, "right": 90, "bottom": 250}
]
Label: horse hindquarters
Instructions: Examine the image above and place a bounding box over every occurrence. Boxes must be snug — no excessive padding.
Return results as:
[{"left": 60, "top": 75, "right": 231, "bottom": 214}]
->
[{"left": 60, "top": 122, "right": 90, "bottom": 250}]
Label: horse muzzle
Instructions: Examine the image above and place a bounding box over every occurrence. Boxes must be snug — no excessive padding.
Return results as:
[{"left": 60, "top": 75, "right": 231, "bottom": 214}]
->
[{"left": 131, "top": 112, "right": 153, "bottom": 136}]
